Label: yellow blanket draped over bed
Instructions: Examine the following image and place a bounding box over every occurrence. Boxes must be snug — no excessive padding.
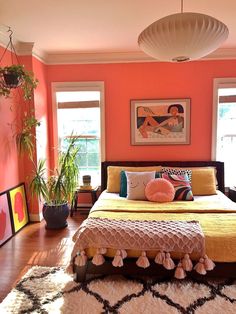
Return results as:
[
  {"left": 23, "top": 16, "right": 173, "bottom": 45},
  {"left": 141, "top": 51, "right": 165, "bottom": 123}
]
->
[{"left": 86, "top": 194, "right": 236, "bottom": 262}]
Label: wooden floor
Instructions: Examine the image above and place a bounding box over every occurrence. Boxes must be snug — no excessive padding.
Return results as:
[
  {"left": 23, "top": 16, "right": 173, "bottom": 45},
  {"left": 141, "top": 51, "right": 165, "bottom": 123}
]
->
[{"left": 0, "top": 212, "right": 87, "bottom": 302}]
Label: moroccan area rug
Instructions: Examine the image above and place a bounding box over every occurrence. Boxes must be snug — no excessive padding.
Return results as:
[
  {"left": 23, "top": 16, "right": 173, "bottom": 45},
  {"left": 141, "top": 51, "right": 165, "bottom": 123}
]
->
[{"left": 1, "top": 266, "right": 236, "bottom": 314}]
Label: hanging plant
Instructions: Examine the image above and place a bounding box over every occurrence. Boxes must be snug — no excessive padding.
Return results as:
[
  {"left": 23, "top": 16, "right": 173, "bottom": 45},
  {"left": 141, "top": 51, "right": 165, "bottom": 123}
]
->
[
  {"left": 16, "top": 111, "right": 41, "bottom": 157},
  {"left": 0, "top": 64, "right": 38, "bottom": 100}
]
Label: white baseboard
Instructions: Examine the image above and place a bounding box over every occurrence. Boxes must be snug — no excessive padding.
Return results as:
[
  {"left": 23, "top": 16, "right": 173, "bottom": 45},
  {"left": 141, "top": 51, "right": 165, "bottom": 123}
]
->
[{"left": 29, "top": 212, "right": 43, "bottom": 222}]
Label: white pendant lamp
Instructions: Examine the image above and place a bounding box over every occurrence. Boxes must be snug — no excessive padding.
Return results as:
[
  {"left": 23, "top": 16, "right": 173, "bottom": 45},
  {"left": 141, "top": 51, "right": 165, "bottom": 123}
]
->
[{"left": 138, "top": 0, "right": 229, "bottom": 62}]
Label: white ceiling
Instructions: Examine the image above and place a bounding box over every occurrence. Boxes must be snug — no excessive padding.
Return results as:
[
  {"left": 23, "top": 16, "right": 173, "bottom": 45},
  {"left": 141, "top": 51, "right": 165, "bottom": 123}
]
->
[{"left": 0, "top": 0, "right": 236, "bottom": 63}]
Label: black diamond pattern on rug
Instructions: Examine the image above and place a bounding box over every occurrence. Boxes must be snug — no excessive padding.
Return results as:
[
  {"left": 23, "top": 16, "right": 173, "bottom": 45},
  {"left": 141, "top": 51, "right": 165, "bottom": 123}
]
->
[{"left": 1, "top": 266, "right": 236, "bottom": 314}]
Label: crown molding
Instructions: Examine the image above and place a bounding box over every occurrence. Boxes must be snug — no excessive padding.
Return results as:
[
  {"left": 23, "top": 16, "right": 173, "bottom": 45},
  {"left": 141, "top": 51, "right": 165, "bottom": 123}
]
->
[
  {"left": 202, "top": 48, "right": 236, "bottom": 60},
  {"left": 15, "top": 42, "right": 47, "bottom": 63},
  {"left": 1, "top": 33, "right": 236, "bottom": 64},
  {"left": 16, "top": 41, "right": 34, "bottom": 55},
  {"left": 40, "top": 48, "right": 236, "bottom": 65},
  {"left": 43, "top": 51, "right": 153, "bottom": 65}
]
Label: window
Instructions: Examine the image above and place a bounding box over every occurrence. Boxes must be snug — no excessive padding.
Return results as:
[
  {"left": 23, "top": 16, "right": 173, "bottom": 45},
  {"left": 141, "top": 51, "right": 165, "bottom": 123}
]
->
[
  {"left": 52, "top": 82, "right": 105, "bottom": 187},
  {"left": 212, "top": 79, "right": 236, "bottom": 187}
]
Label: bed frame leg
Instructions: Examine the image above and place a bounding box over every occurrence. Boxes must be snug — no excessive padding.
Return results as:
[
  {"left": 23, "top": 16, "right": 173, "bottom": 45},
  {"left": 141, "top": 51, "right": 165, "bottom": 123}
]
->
[{"left": 74, "top": 263, "right": 88, "bottom": 282}]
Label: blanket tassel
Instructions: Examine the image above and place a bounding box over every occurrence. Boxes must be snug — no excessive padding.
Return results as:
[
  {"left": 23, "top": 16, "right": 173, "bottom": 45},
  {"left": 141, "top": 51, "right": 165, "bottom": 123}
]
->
[
  {"left": 120, "top": 249, "right": 127, "bottom": 259},
  {"left": 174, "top": 262, "right": 186, "bottom": 279},
  {"left": 194, "top": 257, "right": 207, "bottom": 275},
  {"left": 74, "top": 250, "right": 87, "bottom": 267},
  {"left": 112, "top": 250, "right": 124, "bottom": 267},
  {"left": 163, "top": 253, "right": 175, "bottom": 270},
  {"left": 136, "top": 251, "right": 150, "bottom": 268},
  {"left": 181, "top": 254, "right": 193, "bottom": 271},
  {"left": 155, "top": 251, "right": 165, "bottom": 265},
  {"left": 92, "top": 248, "right": 107, "bottom": 266},
  {"left": 203, "top": 254, "right": 215, "bottom": 271}
]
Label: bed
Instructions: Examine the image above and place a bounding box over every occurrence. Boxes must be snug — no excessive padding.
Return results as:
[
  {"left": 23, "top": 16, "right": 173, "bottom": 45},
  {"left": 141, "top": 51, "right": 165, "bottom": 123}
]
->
[{"left": 70, "top": 161, "right": 236, "bottom": 281}]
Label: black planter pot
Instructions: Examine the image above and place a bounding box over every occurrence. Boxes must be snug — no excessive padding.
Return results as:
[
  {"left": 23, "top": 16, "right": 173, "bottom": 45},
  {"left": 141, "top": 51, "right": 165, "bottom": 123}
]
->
[
  {"left": 42, "top": 202, "right": 70, "bottom": 230},
  {"left": 3, "top": 72, "right": 21, "bottom": 88}
]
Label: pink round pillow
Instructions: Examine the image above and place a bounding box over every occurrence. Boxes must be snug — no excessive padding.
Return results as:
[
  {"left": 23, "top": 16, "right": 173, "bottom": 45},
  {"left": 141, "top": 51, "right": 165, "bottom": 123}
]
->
[{"left": 145, "top": 178, "right": 175, "bottom": 202}]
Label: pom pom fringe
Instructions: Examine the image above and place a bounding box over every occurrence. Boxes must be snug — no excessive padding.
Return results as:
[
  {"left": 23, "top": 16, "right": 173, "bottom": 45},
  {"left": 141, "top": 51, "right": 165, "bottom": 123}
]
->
[
  {"left": 92, "top": 248, "right": 106, "bottom": 266},
  {"left": 112, "top": 250, "right": 124, "bottom": 267},
  {"left": 203, "top": 254, "right": 215, "bottom": 271},
  {"left": 75, "top": 250, "right": 87, "bottom": 267},
  {"left": 120, "top": 249, "right": 127, "bottom": 259},
  {"left": 174, "top": 262, "right": 186, "bottom": 279},
  {"left": 163, "top": 252, "right": 175, "bottom": 270},
  {"left": 136, "top": 251, "right": 150, "bottom": 268},
  {"left": 181, "top": 254, "right": 193, "bottom": 272},
  {"left": 194, "top": 257, "right": 207, "bottom": 275},
  {"left": 155, "top": 251, "right": 165, "bottom": 265}
]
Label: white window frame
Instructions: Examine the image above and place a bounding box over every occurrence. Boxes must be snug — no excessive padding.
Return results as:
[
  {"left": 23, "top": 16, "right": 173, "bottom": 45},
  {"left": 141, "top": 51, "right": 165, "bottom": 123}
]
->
[
  {"left": 51, "top": 81, "right": 105, "bottom": 169},
  {"left": 212, "top": 78, "right": 236, "bottom": 160}
]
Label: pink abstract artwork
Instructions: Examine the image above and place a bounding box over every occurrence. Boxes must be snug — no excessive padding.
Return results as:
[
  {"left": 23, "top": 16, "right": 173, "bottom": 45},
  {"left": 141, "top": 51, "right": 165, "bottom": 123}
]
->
[{"left": 0, "top": 193, "right": 13, "bottom": 246}]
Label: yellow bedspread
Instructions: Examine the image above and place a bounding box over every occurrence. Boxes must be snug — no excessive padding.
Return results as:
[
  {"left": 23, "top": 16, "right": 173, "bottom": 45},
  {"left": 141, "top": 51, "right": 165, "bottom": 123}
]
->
[{"left": 85, "top": 191, "right": 236, "bottom": 262}]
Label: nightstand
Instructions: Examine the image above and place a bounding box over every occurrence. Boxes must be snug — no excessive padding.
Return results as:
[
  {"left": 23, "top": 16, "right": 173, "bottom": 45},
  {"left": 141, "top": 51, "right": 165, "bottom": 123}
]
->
[
  {"left": 71, "top": 186, "right": 99, "bottom": 216},
  {"left": 229, "top": 187, "right": 236, "bottom": 202}
]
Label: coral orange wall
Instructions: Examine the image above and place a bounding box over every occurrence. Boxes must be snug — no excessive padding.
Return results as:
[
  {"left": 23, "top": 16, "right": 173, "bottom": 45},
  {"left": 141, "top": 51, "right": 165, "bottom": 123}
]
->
[
  {"left": 30, "top": 57, "right": 49, "bottom": 217},
  {"left": 32, "top": 57, "right": 49, "bottom": 165},
  {"left": 0, "top": 47, "right": 25, "bottom": 192},
  {"left": 47, "top": 60, "right": 236, "bottom": 163},
  {"left": 2, "top": 56, "right": 236, "bottom": 215},
  {"left": 0, "top": 49, "right": 48, "bottom": 218}
]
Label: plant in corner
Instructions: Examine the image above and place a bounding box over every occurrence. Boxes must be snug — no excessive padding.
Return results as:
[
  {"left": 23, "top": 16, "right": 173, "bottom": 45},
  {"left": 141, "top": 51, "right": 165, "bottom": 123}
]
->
[
  {"left": 30, "top": 137, "right": 80, "bottom": 229},
  {"left": 0, "top": 64, "right": 38, "bottom": 100}
]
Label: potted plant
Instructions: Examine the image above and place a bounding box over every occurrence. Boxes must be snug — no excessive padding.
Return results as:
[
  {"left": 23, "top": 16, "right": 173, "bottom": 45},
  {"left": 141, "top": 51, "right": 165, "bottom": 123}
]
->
[
  {"left": 30, "top": 137, "right": 80, "bottom": 229},
  {"left": 0, "top": 64, "right": 38, "bottom": 100}
]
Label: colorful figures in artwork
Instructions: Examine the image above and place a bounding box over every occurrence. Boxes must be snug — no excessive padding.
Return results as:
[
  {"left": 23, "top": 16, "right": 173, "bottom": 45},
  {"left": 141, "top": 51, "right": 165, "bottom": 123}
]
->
[
  {"left": 14, "top": 192, "right": 24, "bottom": 222},
  {"left": 138, "top": 104, "right": 184, "bottom": 138}
]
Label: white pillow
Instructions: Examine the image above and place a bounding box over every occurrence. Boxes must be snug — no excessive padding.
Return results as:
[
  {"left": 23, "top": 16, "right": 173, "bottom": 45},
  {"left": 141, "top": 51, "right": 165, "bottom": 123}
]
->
[{"left": 126, "top": 171, "right": 156, "bottom": 200}]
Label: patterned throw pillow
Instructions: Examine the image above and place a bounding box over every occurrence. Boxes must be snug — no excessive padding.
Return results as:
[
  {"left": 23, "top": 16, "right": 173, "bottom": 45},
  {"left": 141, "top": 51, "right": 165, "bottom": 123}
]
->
[
  {"left": 161, "top": 173, "right": 194, "bottom": 201},
  {"left": 161, "top": 167, "right": 192, "bottom": 184},
  {"left": 126, "top": 171, "right": 156, "bottom": 200},
  {"left": 119, "top": 170, "right": 161, "bottom": 198}
]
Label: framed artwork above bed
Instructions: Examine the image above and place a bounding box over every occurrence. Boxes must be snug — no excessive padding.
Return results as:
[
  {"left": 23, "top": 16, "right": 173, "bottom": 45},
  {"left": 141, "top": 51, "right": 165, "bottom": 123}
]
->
[{"left": 130, "top": 98, "right": 191, "bottom": 145}]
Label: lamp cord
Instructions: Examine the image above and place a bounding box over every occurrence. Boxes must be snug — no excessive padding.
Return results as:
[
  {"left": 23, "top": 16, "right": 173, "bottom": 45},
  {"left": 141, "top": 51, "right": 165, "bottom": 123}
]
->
[{"left": 181, "top": 0, "right": 183, "bottom": 13}]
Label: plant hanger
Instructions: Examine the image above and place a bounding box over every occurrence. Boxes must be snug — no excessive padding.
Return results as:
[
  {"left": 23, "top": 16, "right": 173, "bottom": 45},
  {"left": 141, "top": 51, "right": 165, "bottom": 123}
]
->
[
  {"left": 0, "top": 27, "right": 23, "bottom": 88},
  {"left": 0, "top": 26, "right": 38, "bottom": 100}
]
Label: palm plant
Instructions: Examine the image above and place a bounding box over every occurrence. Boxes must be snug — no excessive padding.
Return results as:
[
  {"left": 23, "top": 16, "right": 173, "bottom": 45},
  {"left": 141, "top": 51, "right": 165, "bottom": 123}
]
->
[{"left": 30, "top": 137, "right": 80, "bottom": 206}]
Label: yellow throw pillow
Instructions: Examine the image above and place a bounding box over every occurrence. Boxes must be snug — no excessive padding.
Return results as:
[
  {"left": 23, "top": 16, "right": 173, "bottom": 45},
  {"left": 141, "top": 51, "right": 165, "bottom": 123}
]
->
[
  {"left": 190, "top": 167, "right": 217, "bottom": 195},
  {"left": 160, "top": 166, "right": 217, "bottom": 195},
  {"left": 107, "top": 166, "right": 162, "bottom": 193}
]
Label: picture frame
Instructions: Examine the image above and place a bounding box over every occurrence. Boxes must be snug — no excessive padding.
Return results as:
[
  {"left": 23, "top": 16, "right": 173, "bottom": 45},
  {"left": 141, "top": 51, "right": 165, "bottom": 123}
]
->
[
  {"left": 8, "top": 183, "right": 29, "bottom": 233},
  {"left": 0, "top": 192, "right": 14, "bottom": 247},
  {"left": 131, "top": 98, "right": 191, "bottom": 145}
]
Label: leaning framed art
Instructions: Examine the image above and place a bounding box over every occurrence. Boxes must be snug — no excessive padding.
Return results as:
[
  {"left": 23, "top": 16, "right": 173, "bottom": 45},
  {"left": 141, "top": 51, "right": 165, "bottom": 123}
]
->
[
  {"left": 131, "top": 98, "right": 191, "bottom": 145},
  {"left": 0, "top": 192, "right": 14, "bottom": 247},
  {"left": 9, "top": 183, "right": 29, "bottom": 233}
]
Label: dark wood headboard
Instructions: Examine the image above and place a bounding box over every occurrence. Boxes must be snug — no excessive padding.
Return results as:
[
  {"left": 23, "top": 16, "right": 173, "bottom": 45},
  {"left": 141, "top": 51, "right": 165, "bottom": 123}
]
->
[{"left": 101, "top": 161, "right": 225, "bottom": 193}]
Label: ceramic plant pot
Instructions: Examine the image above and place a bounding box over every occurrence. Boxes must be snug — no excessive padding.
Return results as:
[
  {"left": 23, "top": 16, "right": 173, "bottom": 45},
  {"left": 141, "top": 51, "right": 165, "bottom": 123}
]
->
[{"left": 42, "top": 202, "right": 69, "bottom": 229}]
